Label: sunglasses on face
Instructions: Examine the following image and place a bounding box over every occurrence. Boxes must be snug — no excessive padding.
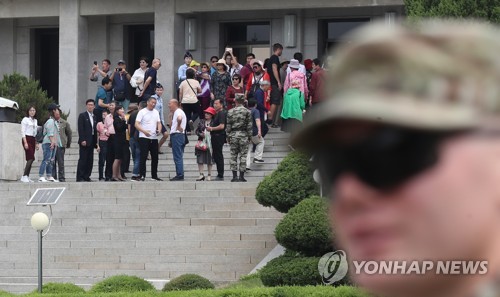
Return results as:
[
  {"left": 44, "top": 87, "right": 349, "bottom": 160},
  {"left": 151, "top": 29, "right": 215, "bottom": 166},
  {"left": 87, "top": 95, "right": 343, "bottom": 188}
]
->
[
  {"left": 211, "top": 60, "right": 217, "bottom": 63},
  {"left": 315, "top": 127, "right": 467, "bottom": 191},
  {"left": 232, "top": 78, "right": 240, "bottom": 81}
]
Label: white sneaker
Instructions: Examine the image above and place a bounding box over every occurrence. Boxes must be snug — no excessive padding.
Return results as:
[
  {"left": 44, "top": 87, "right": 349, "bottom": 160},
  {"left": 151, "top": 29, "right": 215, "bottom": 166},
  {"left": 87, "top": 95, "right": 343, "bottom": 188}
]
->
[
  {"left": 38, "top": 177, "right": 48, "bottom": 183},
  {"left": 20, "top": 176, "right": 29, "bottom": 183},
  {"left": 46, "top": 177, "right": 58, "bottom": 182}
]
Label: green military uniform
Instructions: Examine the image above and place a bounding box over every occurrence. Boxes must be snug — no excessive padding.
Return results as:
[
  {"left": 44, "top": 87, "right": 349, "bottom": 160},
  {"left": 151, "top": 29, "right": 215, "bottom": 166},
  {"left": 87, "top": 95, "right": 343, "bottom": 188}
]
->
[{"left": 226, "top": 105, "right": 252, "bottom": 174}]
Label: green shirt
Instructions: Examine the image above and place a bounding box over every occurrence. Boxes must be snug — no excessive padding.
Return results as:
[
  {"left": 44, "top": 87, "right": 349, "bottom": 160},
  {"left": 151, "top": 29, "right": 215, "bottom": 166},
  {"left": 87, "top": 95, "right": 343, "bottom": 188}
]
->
[
  {"left": 42, "top": 118, "right": 62, "bottom": 147},
  {"left": 281, "top": 88, "right": 306, "bottom": 121}
]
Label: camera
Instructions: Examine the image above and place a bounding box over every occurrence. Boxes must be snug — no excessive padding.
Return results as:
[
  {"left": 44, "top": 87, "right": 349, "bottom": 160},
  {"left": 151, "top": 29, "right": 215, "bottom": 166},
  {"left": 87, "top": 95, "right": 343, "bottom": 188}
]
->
[
  {"left": 116, "top": 68, "right": 122, "bottom": 71},
  {"left": 93, "top": 61, "right": 97, "bottom": 66}
]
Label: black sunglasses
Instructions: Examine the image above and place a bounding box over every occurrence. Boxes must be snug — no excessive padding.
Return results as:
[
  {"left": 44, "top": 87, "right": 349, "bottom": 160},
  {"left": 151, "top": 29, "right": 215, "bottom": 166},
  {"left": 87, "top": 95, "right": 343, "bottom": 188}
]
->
[
  {"left": 232, "top": 77, "right": 240, "bottom": 81},
  {"left": 211, "top": 60, "right": 218, "bottom": 63},
  {"left": 315, "top": 127, "right": 466, "bottom": 191}
]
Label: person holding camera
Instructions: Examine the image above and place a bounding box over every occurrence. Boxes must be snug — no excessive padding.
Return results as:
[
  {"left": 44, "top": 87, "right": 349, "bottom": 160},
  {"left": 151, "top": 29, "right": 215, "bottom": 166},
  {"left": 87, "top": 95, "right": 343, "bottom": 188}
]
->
[
  {"left": 90, "top": 59, "right": 113, "bottom": 107},
  {"left": 110, "top": 60, "right": 131, "bottom": 112},
  {"left": 90, "top": 59, "right": 112, "bottom": 86}
]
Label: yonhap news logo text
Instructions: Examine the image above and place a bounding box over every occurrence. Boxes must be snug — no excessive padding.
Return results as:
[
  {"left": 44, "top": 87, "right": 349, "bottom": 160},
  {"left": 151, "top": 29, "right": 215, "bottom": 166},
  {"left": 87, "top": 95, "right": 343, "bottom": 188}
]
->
[{"left": 318, "top": 250, "right": 488, "bottom": 285}]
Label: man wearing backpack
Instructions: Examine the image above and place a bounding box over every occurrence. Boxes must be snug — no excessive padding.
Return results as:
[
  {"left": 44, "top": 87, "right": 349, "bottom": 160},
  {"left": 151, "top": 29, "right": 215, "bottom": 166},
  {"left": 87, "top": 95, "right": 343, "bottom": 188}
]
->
[
  {"left": 245, "top": 60, "right": 270, "bottom": 100},
  {"left": 110, "top": 60, "right": 132, "bottom": 112}
]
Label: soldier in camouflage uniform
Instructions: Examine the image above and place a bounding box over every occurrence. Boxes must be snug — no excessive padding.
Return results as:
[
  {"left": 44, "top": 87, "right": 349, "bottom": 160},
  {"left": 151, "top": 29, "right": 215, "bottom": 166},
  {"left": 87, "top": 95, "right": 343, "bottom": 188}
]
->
[
  {"left": 226, "top": 94, "right": 252, "bottom": 182},
  {"left": 292, "top": 21, "right": 500, "bottom": 297}
]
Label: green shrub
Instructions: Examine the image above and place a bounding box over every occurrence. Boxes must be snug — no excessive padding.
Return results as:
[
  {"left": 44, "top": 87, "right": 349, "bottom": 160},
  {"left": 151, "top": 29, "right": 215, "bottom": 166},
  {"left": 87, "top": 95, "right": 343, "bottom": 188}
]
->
[
  {"left": 89, "top": 275, "right": 155, "bottom": 293},
  {"left": 275, "top": 196, "right": 334, "bottom": 256},
  {"left": 7, "top": 286, "right": 368, "bottom": 296},
  {"left": 260, "top": 254, "right": 322, "bottom": 287},
  {"left": 256, "top": 151, "right": 319, "bottom": 213},
  {"left": 0, "top": 290, "right": 14, "bottom": 297},
  {"left": 162, "top": 274, "right": 215, "bottom": 291},
  {"left": 0, "top": 73, "right": 66, "bottom": 125},
  {"left": 239, "top": 272, "right": 261, "bottom": 281},
  {"left": 33, "top": 282, "right": 86, "bottom": 294}
]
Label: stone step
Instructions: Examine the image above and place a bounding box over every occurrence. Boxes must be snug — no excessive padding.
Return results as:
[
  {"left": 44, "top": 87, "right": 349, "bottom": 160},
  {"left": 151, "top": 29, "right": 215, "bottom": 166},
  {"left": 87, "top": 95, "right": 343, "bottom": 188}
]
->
[{"left": 0, "top": 180, "right": 283, "bottom": 293}]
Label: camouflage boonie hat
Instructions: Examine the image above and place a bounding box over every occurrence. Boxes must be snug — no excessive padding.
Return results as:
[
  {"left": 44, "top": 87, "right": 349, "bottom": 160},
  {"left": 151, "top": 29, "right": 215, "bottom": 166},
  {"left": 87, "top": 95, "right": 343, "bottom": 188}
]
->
[{"left": 292, "top": 20, "right": 500, "bottom": 149}]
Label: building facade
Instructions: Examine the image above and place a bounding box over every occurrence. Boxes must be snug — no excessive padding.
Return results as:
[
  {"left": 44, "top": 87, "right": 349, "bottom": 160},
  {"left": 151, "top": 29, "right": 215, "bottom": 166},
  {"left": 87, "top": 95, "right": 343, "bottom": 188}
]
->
[{"left": 0, "top": 0, "right": 404, "bottom": 127}]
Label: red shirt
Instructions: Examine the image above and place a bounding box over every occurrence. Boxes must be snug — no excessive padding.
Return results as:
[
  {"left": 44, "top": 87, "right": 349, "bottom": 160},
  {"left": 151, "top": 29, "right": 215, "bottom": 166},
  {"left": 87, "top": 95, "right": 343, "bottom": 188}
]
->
[
  {"left": 225, "top": 85, "right": 244, "bottom": 110},
  {"left": 309, "top": 68, "right": 326, "bottom": 104}
]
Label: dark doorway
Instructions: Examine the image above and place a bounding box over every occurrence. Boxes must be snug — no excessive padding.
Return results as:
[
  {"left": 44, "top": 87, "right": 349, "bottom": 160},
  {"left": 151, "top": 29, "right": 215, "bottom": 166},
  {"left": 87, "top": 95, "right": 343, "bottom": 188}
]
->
[
  {"left": 318, "top": 18, "right": 370, "bottom": 63},
  {"left": 221, "top": 22, "right": 270, "bottom": 64},
  {"left": 34, "top": 28, "right": 59, "bottom": 102},
  {"left": 125, "top": 24, "right": 154, "bottom": 102}
]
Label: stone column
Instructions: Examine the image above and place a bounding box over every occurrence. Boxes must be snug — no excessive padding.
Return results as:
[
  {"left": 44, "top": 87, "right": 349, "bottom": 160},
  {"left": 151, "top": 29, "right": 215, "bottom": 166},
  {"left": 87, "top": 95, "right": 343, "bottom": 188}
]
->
[
  {"left": 59, "top": 0, "right": 88, "bottom": 128},
  {"left": 0, "top": 19, "right": 15, "bottom": 78},
  {"left": 154, "top": 0, "right": 184, "bottom": 100}
]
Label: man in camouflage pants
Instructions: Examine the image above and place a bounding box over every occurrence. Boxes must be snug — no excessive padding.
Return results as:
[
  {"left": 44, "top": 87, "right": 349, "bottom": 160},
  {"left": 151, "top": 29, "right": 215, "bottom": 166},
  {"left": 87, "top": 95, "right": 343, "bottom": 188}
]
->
[{"left": 226, "top": 94, "right": 252, "bottom": 182}]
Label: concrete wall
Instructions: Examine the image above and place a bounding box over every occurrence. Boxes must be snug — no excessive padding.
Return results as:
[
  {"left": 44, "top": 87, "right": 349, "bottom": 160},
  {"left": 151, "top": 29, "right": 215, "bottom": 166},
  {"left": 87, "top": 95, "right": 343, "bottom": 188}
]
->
[{"left": 0, "top": 123, "right": 25, "bottom": 181}]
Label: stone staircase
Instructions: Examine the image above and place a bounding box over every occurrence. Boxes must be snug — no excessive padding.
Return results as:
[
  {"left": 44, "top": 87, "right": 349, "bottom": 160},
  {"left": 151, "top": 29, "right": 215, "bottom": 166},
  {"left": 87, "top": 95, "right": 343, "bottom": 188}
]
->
[
  {"left": 0, "top": 128, "right": 289, "bottom": 293},
  {"left": 35, "top": 128, "right": 290, "bottom": 181}
]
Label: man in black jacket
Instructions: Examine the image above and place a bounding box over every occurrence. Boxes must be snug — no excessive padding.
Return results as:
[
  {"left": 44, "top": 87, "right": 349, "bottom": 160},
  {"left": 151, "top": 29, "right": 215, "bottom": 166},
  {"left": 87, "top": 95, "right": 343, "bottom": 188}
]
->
[{"left": 76, "top": 99, "right": 98, "bottom": 182}]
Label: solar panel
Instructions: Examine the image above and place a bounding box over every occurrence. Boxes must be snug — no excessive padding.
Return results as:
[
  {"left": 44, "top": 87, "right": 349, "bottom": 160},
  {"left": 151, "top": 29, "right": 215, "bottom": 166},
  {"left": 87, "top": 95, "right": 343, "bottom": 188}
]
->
[{"left": 27, "top": 188, "right": 65, "bottom": 206}]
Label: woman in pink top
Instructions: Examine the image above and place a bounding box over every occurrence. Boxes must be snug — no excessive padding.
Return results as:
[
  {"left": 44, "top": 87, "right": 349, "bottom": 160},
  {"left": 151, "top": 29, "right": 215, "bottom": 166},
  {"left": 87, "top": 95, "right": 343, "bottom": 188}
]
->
[
  {"left": 284, "top": 59, "right": 308, "bottom": 99},
  {"left": 96, "top": 109, "right": 109, "bottom": 181},
  {"left": 104, "top": 102, "right": 116, "bottom": 180}
]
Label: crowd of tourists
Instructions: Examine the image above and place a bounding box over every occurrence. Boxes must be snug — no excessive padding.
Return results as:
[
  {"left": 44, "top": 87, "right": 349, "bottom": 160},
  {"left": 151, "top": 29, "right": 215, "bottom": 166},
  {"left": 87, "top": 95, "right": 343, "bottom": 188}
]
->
[{"left": 20, "top": 43, "right": 326, "bottom": 183}]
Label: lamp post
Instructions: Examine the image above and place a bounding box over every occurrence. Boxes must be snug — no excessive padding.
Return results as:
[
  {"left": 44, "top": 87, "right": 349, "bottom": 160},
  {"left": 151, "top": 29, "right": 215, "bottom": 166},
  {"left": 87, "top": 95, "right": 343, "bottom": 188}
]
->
[{"left": 31, "top": 212, "right": 49, "bottom": 293}]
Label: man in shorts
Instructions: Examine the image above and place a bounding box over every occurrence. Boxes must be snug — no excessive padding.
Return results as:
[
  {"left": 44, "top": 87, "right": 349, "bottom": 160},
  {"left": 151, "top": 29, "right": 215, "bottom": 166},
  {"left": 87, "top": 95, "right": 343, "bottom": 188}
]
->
[{"left": 265, "top": 43, "right": 283, "bottom": 127}]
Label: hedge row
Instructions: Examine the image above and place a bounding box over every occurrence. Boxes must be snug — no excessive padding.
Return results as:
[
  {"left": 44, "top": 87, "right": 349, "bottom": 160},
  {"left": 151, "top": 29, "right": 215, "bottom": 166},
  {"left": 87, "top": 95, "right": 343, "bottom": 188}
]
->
[{"left": 12, "top": 286, "right": 367, "bottom": 297}]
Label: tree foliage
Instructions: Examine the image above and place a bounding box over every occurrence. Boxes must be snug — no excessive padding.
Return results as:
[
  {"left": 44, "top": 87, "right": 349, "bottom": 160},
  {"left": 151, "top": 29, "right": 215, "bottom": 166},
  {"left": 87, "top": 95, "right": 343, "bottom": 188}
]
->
[
  {"left": 405, "top": 0, "right": 500, "bottom": 23},
  {"left": 0, "top": 73, "right": 66, "bottom": 125}
]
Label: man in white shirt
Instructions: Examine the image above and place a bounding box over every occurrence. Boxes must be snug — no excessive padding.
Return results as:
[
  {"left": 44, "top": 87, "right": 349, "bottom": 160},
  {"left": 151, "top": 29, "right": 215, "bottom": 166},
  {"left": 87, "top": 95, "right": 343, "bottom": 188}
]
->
[
  {"left": 135, "top": 97, "right": 162, "bottom": 181},
  {"left": 168, "top": 99, "right": 187, "bottom": 181}
]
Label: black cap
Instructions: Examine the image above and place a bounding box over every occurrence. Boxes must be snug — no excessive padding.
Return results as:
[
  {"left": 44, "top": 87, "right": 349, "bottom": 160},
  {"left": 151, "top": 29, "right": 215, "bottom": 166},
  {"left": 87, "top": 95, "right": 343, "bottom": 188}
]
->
[{"left": 47, "top": 103, "right": 59, "bottom": 111}]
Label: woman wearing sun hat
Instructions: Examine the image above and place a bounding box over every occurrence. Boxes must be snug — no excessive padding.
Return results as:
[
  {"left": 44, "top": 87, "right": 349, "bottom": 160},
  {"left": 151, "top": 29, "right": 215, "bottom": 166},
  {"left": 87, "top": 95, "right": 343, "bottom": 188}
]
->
[
  {"left": 210, "top": 58, "right": 231, "bottom": 107},
  {"left": 195, "top": 107, "right": 216, "bottom": 181}
]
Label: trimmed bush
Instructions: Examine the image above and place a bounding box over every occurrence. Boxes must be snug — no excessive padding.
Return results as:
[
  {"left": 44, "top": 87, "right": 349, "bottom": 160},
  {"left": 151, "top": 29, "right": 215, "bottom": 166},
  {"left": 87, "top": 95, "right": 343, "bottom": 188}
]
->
[
  {"left": 162, "top": 274, "right": 215, "bottom": 291},
  {"left": 0, "top": 73, "right": 65, "bottom": 124},
  {"left": 256, "top": 151, "right": 319, "bottom": 213},
  {"left": 0, "top": 290, "right": 14, "bottom": 297},
  {"left": 275, "top": 196, "right": 334, "bottom": 256},
  {"left": 34, "top": 282, "right": 86, "bottom": 294},
  {"left": 90, "top": 275, "right": 155, "bottom": 293},
  {"left": 3, "top": 286, "right": 367, "bottom": 296},
  {"left": 260, "top": 254, "right": 322, "bottom": 287}
]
